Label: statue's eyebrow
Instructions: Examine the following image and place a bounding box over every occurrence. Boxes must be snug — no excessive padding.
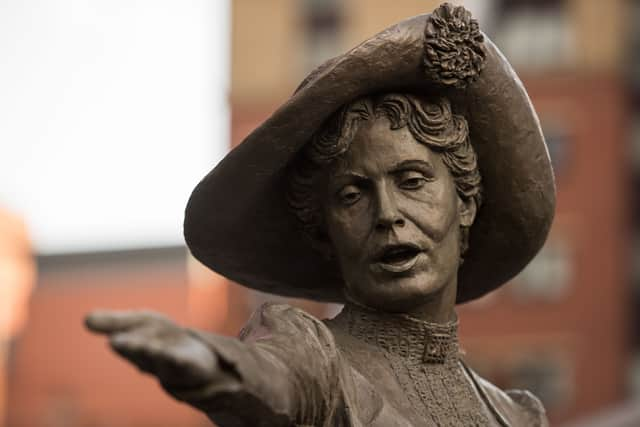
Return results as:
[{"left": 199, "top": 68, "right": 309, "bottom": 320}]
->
[
  {"left": 331, "top": 171, "right": 369, "bottom": 182},
  {"left": 388, "top": 159, "right": 435, "bottom": 173}
]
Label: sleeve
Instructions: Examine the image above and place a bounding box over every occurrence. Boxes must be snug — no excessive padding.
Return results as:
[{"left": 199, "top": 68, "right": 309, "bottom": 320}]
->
[
  {"left": 165, "top": 303, "right": 348, "bottom": 427},
  {"left": 505, "top": 389, "right": 549, "bottom": 427},
  {"left": 466, "top": 365, "right": 549, "bottom": 427}
]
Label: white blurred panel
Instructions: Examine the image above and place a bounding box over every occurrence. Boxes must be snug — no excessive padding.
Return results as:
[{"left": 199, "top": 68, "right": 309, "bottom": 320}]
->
[{"left": 0, "top": 0, "right": 230, "bottom": 254}]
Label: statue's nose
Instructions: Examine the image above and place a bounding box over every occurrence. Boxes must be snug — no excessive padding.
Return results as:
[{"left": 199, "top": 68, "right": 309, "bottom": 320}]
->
[{"left": 374, "top": 186, "right": 405, "bottom": 231}]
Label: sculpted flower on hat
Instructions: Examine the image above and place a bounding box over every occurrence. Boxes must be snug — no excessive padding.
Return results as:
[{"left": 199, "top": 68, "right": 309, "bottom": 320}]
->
[{"left": 424, "top": 3, "right": 487, "bottom": 88}]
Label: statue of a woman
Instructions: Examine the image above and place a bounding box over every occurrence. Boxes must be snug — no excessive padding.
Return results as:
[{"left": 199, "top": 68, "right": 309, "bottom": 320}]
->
[{"left": 87, "top": 4, "right": 555, "bottom": 426}]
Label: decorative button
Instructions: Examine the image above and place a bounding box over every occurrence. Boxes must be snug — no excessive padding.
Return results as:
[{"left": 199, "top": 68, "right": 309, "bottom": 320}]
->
[{"left": 423, "top": 331, "right": 453, "bottom": 364}]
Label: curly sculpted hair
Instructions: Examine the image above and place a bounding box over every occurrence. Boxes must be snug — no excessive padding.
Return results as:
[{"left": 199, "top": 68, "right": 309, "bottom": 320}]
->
[{"left": 287, "top": 93, "right": 483, "bottom": 258}]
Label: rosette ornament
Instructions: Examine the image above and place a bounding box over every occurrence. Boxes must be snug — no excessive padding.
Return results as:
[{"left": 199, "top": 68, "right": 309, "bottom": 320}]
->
[{"left": 424, "top": 3, "right": 487, "bottom": 88}]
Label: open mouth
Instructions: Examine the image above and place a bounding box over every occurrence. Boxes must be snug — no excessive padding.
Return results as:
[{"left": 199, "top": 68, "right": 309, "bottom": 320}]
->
[{"left": 372, "top": 244, "right": 422, "bottom": 273}]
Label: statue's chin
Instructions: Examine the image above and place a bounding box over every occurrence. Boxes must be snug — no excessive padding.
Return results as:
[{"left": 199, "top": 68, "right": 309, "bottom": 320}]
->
[{"left": 344, "top": 268, "right": 458, "bottom": 317}]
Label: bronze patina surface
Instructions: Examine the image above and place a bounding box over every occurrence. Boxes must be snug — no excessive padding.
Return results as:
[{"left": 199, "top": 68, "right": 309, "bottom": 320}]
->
[{"left": 86, "top": 3, "right": 554, "bottom": 426}]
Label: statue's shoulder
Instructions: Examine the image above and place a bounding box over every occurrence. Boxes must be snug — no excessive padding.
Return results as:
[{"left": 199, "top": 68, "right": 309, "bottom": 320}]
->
[
  {"left": 465, "top": 365, "right": 549, "bottom": 427},
  {"left": 239, "top": 302, "right": 335, "bottom": 347},
  {"left": 504, "top": 388, "right": 549, "bottom": 427}
]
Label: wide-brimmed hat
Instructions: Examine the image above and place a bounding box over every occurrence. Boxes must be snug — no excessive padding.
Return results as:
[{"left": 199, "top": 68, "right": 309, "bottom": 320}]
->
[{"left": 184, "top": 3, "right": 556, "bottom": 304}]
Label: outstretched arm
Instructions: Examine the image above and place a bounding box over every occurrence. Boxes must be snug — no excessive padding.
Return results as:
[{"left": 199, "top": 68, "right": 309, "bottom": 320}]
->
[
  {"left": 85, "top": 304, "right": 343, "bottom": 426},
  {"left": 85, "top": 310, "right": 298, "bottom": 426}
]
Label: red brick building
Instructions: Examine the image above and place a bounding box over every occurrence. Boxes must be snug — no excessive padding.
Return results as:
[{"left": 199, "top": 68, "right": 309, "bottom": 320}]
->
[
  {"left": 7, "top": 249, "right": 217, "bottom": 427},
  {"left": 459, "top": 73, "right": 630, "bottom": 422}
]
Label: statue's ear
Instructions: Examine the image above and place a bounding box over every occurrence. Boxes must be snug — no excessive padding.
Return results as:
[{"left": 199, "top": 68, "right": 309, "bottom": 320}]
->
[{"left": 458, "top": 196, "right": 477, "bottom": 228}]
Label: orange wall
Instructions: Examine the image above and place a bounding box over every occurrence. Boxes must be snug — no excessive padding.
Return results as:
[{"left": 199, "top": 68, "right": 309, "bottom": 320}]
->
[{"left": 7, "top": 253, "right": 211, "bottom": 427}]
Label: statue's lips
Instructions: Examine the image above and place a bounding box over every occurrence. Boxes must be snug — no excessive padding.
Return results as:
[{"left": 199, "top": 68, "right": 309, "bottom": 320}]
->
[{"left": 370, "top": 244, "right": 422, "bottom": 274}]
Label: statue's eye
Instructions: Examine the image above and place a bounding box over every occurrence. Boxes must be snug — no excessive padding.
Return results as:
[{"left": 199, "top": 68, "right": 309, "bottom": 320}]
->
[
  {"left": 338, "top": 185, "right": 362, "bottom": 205},
  {"left": 398, "top": 171, "right": 428, "bottom": 190}
]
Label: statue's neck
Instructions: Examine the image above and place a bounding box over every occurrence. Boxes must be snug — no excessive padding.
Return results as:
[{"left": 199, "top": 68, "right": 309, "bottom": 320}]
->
[
  {"left": 334, "top": 302, "right": 460, "bottom": 364},
  {"left": 402, "top": 284, "right": 457, "bottom": 324},
  {"left": 346, "top": 276, "right": 458, "bottom": 324}
]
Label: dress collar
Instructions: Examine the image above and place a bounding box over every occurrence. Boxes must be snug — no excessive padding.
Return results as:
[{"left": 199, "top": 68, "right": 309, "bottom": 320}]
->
[{"left": 337, "top": 302, "right": 460, "bottom": 365}]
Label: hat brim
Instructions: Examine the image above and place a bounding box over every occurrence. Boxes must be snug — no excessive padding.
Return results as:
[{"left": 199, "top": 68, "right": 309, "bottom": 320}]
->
[{"left": 184, "top": 13, "right": 556, "bottom": 304}]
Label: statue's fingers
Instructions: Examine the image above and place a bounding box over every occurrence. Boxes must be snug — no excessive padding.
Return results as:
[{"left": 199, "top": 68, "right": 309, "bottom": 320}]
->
[
  {"left": 109, "top": 331, "right": 157, "bottom": 374},
  {"left": 168, "top": 337, "right": 217, "bottom": 378},
  {"left": 85, "top": 309, "right": 163, "bottom": 333},
  {"left": 109, "top": 330, "right": 147, "bottom": 354},
  {"left": 150, "top": 335, "right": 218, "bottom": 388}
]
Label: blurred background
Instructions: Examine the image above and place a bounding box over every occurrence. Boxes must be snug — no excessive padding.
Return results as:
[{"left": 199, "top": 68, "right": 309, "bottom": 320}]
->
[{"left": 0, "top": 0, "right": 638, "bottom": 425}]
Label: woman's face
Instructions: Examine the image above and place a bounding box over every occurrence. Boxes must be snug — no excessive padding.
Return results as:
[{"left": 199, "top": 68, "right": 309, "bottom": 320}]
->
[{"left": 321, "top": 117, "right": 475, "bottom": 312}]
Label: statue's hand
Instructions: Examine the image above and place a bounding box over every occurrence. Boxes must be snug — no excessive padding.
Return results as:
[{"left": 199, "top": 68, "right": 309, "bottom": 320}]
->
[{"left": 85, "top": 310, "right": 220, "bottom": 389}]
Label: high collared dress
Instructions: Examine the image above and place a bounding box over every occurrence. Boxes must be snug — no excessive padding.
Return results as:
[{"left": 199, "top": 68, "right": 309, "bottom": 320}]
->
[{"left": 171, "top": 302, "right": 548, "bottom": 427}]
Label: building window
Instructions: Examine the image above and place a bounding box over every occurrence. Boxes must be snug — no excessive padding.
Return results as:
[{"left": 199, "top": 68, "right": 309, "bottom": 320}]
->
[
  {"left": 540, "top": 118, "right": 572, "bottom": 178},
  {"left": 492, "top": 0, "right": 574, "bottom": 71},
  {"left": 300, "top": 0, "right": 343, "bottom": 73},
  {"left": 509, "top": 232, "right": 572, "bottom": 302},
  {"left": 631, "top": 118, "right": 640, "bottom": 173},
  {"left": 631, "top": 352, "right": 640, "bottom": 398},
  {"left": 629, "top": 2, "right": 640, "bottom": 97}
]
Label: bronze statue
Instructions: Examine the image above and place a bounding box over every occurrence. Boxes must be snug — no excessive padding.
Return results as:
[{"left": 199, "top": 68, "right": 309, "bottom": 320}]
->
[{"left": 86, "top": 4, "right": 555, "bottom": 426}]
